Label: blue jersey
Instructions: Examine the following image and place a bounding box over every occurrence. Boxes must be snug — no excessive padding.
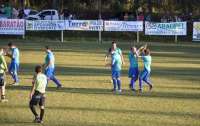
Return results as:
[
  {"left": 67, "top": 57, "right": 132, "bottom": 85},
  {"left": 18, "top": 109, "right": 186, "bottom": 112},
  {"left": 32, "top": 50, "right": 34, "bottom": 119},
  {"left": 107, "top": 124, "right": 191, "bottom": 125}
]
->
[
  {"left": 128, "top": 52, "right": 138, "bottom": 68},
  {"left": 45, "top": 51, "right": 55, "bottom": 68},
  {"left": 114, "top": 48, "right": 122, "bottom": 56},
  {"left": 111, "top": 52, "right": 122, "bottom": 71},
  {"left": 142, "top": 55, "right": 152, "bottom": 72},
  {"left": 11, "top": 48, "right": 20, "bottom": 64}
]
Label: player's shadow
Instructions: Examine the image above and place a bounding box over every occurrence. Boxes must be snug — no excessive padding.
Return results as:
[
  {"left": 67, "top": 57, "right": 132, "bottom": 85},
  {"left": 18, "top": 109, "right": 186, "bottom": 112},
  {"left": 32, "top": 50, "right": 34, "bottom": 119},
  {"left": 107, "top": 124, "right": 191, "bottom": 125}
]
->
[{"left": 7, "top": 86, "right": 200, "bottom": 100}]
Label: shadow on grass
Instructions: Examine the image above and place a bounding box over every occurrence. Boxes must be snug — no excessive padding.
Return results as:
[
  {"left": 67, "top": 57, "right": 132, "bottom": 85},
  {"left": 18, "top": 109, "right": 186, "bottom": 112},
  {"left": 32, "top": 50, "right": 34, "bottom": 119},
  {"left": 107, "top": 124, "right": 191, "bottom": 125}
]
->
[
  {"left": 6, "top": 86, "right": 200, "bottom": 100},
  {"left": 1, "top": 102, "right": 199, "bottom": 120}
]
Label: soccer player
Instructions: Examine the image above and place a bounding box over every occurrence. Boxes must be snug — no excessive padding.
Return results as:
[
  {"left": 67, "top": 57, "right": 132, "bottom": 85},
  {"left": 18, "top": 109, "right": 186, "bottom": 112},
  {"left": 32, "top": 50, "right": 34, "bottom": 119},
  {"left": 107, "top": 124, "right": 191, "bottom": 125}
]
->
[
  {"left": 106, "top": 48, "right": 122, "bottom": 93},
  {"left": 6, "top": 42, "right": 20, "bottom": 86},
  {"left": 105, "top": 41, "right": 125, "bottom": 85},
  {"left": 43, "top": 46, "right": 62, "bottom": 88},
  {"left": 105, "top": 41, "right": 125, "bottom": 65},
  {"left": 128, "top": 46, "right": 139, "bottom": 91},
  {"left": 0, "top": 48, "right": 8, "bottom": 102},
  {"left": 138, "top": 46, "right": 153, "bottom": 92},
  {"left": 29, "top": 65, "right": 47, "bottom": 123}
]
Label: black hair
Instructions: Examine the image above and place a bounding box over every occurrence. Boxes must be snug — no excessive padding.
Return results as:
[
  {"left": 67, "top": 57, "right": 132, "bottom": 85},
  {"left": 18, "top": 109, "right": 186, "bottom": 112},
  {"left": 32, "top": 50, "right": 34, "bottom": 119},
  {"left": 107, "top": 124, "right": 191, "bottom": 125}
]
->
[
  {"left": 144, "top": 48, "right": 150, "bottom": 55},
  {"left": 45, "top": 46, "right": 50, "bottom": 50},
  {"left": 8, "top": 42, "right": 13, "bottom": 47},
  {"left": 35, "top": 65, "right": 42, "bottom": 73}
]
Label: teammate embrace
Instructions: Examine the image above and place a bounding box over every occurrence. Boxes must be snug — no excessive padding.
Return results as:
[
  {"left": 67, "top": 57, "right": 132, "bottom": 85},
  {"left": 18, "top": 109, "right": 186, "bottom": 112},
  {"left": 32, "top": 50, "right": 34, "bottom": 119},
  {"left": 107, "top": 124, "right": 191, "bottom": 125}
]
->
[{"left": 105, "top": 41, "right": 153, "bottom": 93}]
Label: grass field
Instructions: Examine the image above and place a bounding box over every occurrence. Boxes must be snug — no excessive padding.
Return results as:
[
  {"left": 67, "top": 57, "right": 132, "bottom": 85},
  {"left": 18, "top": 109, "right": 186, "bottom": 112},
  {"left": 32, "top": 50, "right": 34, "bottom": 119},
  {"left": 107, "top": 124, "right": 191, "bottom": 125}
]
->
[{"left": 0, "top": 38, "right": 199, "bottom": 126}]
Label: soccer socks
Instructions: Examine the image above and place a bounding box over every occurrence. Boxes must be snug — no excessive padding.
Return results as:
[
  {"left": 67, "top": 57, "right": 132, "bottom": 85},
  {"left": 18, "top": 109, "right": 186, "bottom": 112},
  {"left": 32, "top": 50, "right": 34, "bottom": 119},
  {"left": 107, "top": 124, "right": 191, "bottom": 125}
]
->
[
  {"left": 50, "top": 76, "right": 62, "bottom": 87},
  {"left": 40, "top": 109, "right": 44, "bottom": 121},
  {"left": 139, "top": 78, "right": 143, "bottom": 90},
  {"left": 30, "top": 105, "right": 38, "bottom": 117},
  {"left": 139, "top": 77, "right": 152, "bottom": 91},
  {"left": 130, "top": 78, "right": 136, "bottom": 89},
  {"left": 112, "top": 78, "right": 117, "bottom": 90},
  {"left": 10, "top": 72, "right": 19, "bottom": 83},
  {"left": 117, "top": 79, "right": 121, "bottom": 91}
]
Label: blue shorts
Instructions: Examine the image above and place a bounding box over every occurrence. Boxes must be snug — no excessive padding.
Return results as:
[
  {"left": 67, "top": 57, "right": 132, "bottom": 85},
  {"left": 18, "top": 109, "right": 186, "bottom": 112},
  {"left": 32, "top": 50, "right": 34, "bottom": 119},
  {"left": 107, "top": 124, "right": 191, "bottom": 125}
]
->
[
  {"left": 9, "top": 62, "right": 19, "bottom": 73},
  {"left": 128, "top": 67, "right": 139, "bottom": 78},
  {"left": 45, "top": 67, "right": 55, "bottom": 78},
  {"left": 139, "top": 69, "right": 150, "bottom": 81},
  {"left": 112, "top": 70, "right": 121, "bottom": 79}
]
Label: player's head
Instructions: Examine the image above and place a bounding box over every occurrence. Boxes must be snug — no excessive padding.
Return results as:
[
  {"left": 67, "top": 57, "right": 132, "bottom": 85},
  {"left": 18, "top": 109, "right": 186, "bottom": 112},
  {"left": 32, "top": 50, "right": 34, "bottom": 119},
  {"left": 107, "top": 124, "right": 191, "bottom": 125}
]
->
[
  {"left": 0, "top": 48, "right": 3, "bottom": 55},
  {"left": 35, "top": 65, "right": 42, "bottom": 73},
  {"left": 131, "top": 46, "right": 137, "bottom": 54},
  {"left": 8, "top": 42, "right": 14, "bottom": 48},
  {"left": 112, "top": 41, "right": 117, "bottom": 50},
  {"left": 144, "top": 48, "right": 150, "bottom": 56},
  {"left": 45, "top": 46, "right": 51, "bottom": 52}
]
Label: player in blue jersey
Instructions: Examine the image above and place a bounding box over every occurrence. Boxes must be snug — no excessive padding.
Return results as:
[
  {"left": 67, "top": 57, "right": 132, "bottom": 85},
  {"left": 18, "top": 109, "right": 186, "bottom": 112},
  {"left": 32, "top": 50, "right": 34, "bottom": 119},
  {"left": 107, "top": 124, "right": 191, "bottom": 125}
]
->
[
  {"left": 105, "top": 41, "right": 125, "bottom": 65},
  {"left": 138, "top": 46, "right": 153, "bottom": 92},
  {"left": 128, "top": 46, "right": 139, "bottom": 91},
  {"left": 6, "top": 42, "right": 20, "bottom": 86},
  {"left": 105, "top": 41, "right": 125, "bottom": 93},
  {"left": 43, "top": 46, "right": 62, "bottom": 88},
  {"left": 110, "top": 49, "right": 122, "bottom": 93}
]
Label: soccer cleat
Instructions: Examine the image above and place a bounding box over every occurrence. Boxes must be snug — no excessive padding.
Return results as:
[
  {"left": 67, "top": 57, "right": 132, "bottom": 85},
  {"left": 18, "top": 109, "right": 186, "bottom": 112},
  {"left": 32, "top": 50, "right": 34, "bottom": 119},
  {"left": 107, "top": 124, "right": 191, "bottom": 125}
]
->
[
  {"left": 12, "top": 82, "right": 19, "bottom": 86},
  {"left": 37, "top": 120, "right": 43, "bottom": 124},
  {"left": 117, "top": 89, "right": 122, "bottom": 93},
  {"left": 149, "top": 84, "right": 153, "bottom": 91},
  {"left": 138, "top": 89, "right": 142, "bottom": 93},
  {"left": 131, "top": 88, "right": 136, "bottom": 92},
  {"left": 129, "top": 84, "right": 132, "bottom": 89},
  {"left": 33, "top": 116, "right": 40, "bottom": 123},
  {"left": 111, "top": 88, "right": 117, "bottom": 93},
  {"left": 57, "top": 85, "right": 62, "bottom": 89},
  {"left": 1, "top": 99, "right": 8, "bottom": 103}
]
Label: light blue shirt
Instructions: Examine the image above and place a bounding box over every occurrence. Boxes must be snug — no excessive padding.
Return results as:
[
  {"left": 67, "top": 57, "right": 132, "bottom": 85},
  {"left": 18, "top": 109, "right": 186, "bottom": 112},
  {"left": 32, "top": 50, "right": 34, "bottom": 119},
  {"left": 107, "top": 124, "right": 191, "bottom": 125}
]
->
[
  {"left": 11, "top": 48, "right": 20, "bottom": 64},
  {"left": 111, "top": 52, "right": 122, "bottom": 71},
  {"left": 142, "top": 55, "right": 152, "bottom": 72},
  {"left": 128, "top": 52, "right": 138, "bottom": 68},
  {"left": 45, "top": 51, "right": 55, "bottom": 68}
]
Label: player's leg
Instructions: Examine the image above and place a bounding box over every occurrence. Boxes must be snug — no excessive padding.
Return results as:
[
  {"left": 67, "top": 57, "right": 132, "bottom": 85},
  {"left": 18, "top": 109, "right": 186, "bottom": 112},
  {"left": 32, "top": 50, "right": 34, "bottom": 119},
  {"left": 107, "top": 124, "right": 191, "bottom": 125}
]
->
[
  {"left": 128, "top": 68, "right": 134, "bottom": 89},
  {"left": 50, "top": 75, "right": 62, "bottom": 88},
  {"left": 0, "top": 74, "right": 8, "bottom": 102},
  {"left": 112, "top": 71, "right": 117, "bottom": 92},
  {"left": 143, "top": 72, "right": 153, "bottom": 91},
  {"left": 139, "top": 70, "right": 147, "bottom": 92},
  {"left": 8, "top": 63, "right": 15, "bottom": 82},
  {"left": 45, "top": 68, "right": 62, "bottom": 88},
  {"left": 29, "top": 94, "right": 39, "bottom": 122},
  {"left": 39, "top": 95, "right": 45, "bottom": 123},
  {"left": 9, "top": 63, "right": 19, "bottom": 85},
  {"left": 130, "top": 68, "right": 138, "bottom": 91},
  {"left": 116, "top": 71, "right": 121, "bottom": 93}
]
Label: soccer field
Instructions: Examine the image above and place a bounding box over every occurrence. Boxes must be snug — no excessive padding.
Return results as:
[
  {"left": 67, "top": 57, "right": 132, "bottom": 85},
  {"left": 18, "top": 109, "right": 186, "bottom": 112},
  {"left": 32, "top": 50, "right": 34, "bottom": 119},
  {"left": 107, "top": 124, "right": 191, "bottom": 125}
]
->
[{"left": 0, "top": 38, "right": 199, "bottom": 126}]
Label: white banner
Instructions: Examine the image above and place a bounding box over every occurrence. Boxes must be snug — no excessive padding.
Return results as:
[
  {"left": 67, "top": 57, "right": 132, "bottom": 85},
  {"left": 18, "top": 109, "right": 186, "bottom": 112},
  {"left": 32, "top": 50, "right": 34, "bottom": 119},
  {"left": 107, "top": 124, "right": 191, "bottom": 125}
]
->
[
  {"left": 0, "top": 19, "right": 25, "bottom": 35},
  {"left": 193, "top": 22, "right": 200, "bottom": 41},
  {"left": 145, "top": 22, "right": 187, "bottom": 36},
  {"left": 66, "top": 20, "right": 103, "bottom": 31},
  {"left": 26, "top": 20, "right": 65, "bottom": 30},
  {"left": 104, "top": 21, "right": 143, "bottom": 32}
]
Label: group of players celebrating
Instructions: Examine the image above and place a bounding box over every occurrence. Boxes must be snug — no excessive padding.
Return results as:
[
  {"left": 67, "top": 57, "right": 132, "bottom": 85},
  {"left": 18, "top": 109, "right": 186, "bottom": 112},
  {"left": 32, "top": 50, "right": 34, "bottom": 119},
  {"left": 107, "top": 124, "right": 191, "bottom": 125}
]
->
[{"left": 105, "top": 41, "right": 153, "bottom": 93}]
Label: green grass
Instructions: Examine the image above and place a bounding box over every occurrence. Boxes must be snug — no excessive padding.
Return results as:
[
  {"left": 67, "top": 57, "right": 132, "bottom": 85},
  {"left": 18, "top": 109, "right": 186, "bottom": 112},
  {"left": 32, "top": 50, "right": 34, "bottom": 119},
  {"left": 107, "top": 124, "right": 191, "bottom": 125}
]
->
[{"left": 0, "top": 38, "right": 199, "bottom": 126}]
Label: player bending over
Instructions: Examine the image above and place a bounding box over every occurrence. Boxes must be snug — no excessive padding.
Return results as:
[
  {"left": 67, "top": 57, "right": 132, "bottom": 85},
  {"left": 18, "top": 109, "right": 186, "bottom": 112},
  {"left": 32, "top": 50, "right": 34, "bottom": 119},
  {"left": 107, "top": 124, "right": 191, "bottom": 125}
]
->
[{"left": 29, "top": 65, "right": 47, "bottom": 123}]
